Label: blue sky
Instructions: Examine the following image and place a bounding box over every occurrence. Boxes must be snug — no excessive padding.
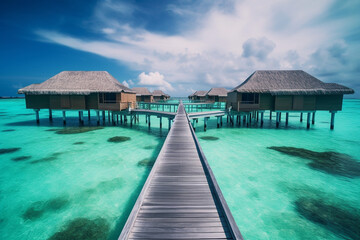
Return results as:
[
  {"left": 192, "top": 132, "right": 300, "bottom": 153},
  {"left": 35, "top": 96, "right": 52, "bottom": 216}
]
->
[{"left": 1, "top": 0, "right": 360, "bottom": 97}]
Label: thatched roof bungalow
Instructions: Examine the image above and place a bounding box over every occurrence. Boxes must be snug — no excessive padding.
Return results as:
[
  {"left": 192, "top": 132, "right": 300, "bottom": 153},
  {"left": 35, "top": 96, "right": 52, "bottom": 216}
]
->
[
  {"left": 227, "top": 70, "right": 354, "bottom": 112},
  {"left": 132, "top": 87, "right": 153, "bottom": 103},
  {"left": 188, "top": 90, "right": 207, "bottom": 101},
  {"left": 152, "top": 90, "right": 170, "bottom": 101},
  {"left": 206, "top": 88, "right": 228, "bottom": 102},
  {"left": 18, "top": 71, "right": 136, "bottom": 111}
]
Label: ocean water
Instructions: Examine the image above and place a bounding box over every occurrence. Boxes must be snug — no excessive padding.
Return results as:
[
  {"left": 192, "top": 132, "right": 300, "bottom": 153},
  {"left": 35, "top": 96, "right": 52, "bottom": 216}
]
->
[{"left": 1, "top": 99, "right": 359, "bottom": 240}]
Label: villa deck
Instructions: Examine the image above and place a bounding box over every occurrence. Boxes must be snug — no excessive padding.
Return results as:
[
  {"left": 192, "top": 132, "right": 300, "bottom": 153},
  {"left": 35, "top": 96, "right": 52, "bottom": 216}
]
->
[{"left": 119, "top": 103, "right": 242, "bottom": 239}]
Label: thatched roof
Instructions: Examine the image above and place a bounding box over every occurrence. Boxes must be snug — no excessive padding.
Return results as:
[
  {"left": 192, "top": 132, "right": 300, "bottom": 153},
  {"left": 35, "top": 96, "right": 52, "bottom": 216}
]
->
[
  {"left": 152, "top": 90, "right": 170, "bottom": 98},
  {"left": 207, "top": 88, "right": 228, "bottom": 97},
  {"left": 231, "top": 70, "right": 354, "bottom": 95},
  {"left": 18, "top": 71, "right": 134, "bottom": 95},
  {"left": 132, "top": 87, "right": 152, "bottom": 96},
  {"left": 189, "top": 90, "right": 207, "bottom": 98}
]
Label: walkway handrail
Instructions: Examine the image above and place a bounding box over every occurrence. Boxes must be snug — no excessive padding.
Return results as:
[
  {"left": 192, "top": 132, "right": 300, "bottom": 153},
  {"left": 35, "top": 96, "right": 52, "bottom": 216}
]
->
[{"left": 185, "top": 108, "right": 244, "bottom": 240}]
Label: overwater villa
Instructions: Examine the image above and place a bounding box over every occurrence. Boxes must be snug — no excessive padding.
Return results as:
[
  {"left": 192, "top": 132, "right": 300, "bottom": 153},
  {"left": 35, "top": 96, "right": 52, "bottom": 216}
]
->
[
  {"left": 188, "top": 90, "right": 207, "bottom": 101},
  {"left": 132, "top": 87, "right": 153, "bottom": 103},
  {"left": 206, "top": 87, "right": 228, "bottom": 102},
  {"left": 227, "top": 70, "right": 354, "bottom": 129},
  {"left": 152, "top": 90, "right": 170, "bottom": 101},
  {"left": 18, "top": 71, "right": 136, "bottom": 123}
]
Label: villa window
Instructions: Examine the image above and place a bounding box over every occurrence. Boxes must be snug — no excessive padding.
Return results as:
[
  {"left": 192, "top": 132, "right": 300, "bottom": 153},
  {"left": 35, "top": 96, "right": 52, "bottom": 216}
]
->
[
  {"left": 241, "top": 93, "right": 259, "bottom": 104},
  {"left": 99, "top": 93, "right": 117, "bottom": 103}
]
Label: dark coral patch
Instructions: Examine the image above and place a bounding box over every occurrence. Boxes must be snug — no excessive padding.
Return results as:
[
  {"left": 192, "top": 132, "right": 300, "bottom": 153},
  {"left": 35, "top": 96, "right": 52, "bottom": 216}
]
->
[
  {"left": 200, "top": 136, "right": 219, "bottom": 141},
  {"left": 22, "top": 196, "right": 70, "bottom": 220},
  {"left": 11, "top": 156, "right": 31, "bottom": 161},
  {"left": 30, "top": 152, "right": 64, "bottom": 164},
  {"left": 2, "top": 129, "right": 15, "bottom": 132},
  {"left": 73, "top": 142, "right": 85, "bottom": 145},
  {"left": 143, "top": 145, "right": 157, "bottom": 150},
  {"left": 48, "top": 217, "right": 110, "bottom": 240},
  {"left": 268, "top": 146, "right": 360, "bottom": 177},
  {"left": 55, "top": 127, "right": 104, "bottom": 134},
  {"left": 107, "top": 136, "right": 131, "bottom": 143},
  {"left": 137, "top": 158, "right": 155, "bottom": 167},
  {"left": 295, "top": 197, "right": 360, "bottom": 240},
  {"left": 0, "top": 148, "right": 21, "bottom": 155}
]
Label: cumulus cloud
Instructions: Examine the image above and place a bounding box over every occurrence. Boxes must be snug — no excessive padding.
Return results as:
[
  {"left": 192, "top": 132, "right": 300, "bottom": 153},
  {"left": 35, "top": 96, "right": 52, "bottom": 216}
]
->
[
  {"left": 35, "top": 0, "right": 360, "bottom": 96},
  {"left": 138, "top": 72, "right": 174, "bottom": 91},
  {"left": 122, "top": 80, "right": 130, "bottom": 88}
]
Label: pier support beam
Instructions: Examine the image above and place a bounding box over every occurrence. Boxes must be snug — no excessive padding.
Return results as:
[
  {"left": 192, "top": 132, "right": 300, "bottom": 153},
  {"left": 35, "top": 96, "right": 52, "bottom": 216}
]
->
[
  {"left": 168, "top": 118, "right": 172, "bottom": 130},
  {"left": 312, "top": 112, "right": 316, "bottom": 125},
  {"left": 79, "top": 111, "right": 84, "bottom": 125},
  {"left": 62, "top": 111, "right": 66, "bottom": 125},
  {"left": 159, "top": 116, "right": 162, "bottom": 129},
  {"left": 307, "top": 112, "right": 311, "bottom": 129},
  {"left": 330, "top": 111, "right": 336, "bottom": 130},
  {"left": 246, "top": 114, "right": 250, "bottom": 127},
  {"left": 285, "top": 112, "right": 289, "bottom": 126},
  {"left": 96, "top": 111, "right": 100, "bottom": 125},
  {"left": 49, "top": 109, "right": 53, "bottom": 122},
  {"left": 300, "top": 112, "right": 303, "bottom": 122},
  {"left": 276, "top": 112, "right": 280, "bottom": 128},
  {"left": 192, "top": 119, "right": 196, "bottom": 131},
  {"left": 270, "top": 111, "right": 272, "bottom": 120},
  {"left": 148, "top": 115, "right": 151, "bottom": 128},
  {"left": 220, "top": 116, "right": 223, "bottom": 126},
  {"left": 204, "top": 117, "right": 209, "bottom": 131},
  {"left": 260, "top": 112, "right": 264, "bottom": 127},
  {"left": 130, "top": 115, "right": 133, "bottom": 127},
  {"left": 217, "top": 117, "right": 220, "bottom": 128}
]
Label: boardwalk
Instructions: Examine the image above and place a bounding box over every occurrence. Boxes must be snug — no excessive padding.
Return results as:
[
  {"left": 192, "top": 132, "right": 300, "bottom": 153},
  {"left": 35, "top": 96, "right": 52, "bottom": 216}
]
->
[{"left": 119, "top": 103, "right": 243, "bottom": 239}]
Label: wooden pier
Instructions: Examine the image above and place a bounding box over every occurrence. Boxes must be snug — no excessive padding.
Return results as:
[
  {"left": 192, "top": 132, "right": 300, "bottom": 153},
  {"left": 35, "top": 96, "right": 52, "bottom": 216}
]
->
[{"left": 119, "top": 103, "right": 243, "bottom": 239}]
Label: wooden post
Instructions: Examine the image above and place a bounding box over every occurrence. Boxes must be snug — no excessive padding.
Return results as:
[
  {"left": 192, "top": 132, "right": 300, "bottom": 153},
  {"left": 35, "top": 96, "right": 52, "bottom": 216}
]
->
[
  {"left": 330, "top": 111, "right": 336, "bottom": 130},
  {"left": 145, "top": 115, "right": 148, "bottom": 123},
  {"left": 96, "top": 111, "right": 100, "bottom": 125},
  {"left": 312, "top": 112, "right": 316, "bottom": 124},
  {"left": 79, "top": 111, "right": 83, "bottom": 125},
  {"left": 102, "top": 111, "right": 105, "bottom": 122},
  {"left": 278, "top": 112, "right": 281, "bottom": 123},
  {"left": 168, "top": 118, "right": 172, "bottom": 130},
  {"left": 261, "top": 112, "right": 264, "bottom": 127},
  {"left": 270, "top": 110, "right": 272, "bottom": 120},
  {"left": 120, "top": 115, "right": 123, "bottom": 124},
  {"left": 192, "top": 119, "right": 196, "bottom": 131},
  {"left": 148, "top": 115, "right": 151, "bottom": 128},
  {"left": 49, "top": 109, "right": 53, "bottom": 122},
  {"left": 276, "top": 112, "right": 280, "bottom": 128},
  {"left": 220, "top": 116, "right": 223, "bottom": 126},
  {"left": 300, "top": 112, "right": 303, "bottom": 122},
  {"left": 62, "top": 111, "right": 66, "bottom": 125},
  {"left": 108, "top": 111, "right": 110, "bottom": 122},
  {"left": 307, "top": 112, "right": 311, "bottom": 129},
  {"left": 35, "top": 109, "right": 40, "bottom": 124},
  {"left": 249, "top": 113, "right": 252, "bottom": 124},
  {"left": 256, "top": 111, "right": 259, "bottom": 122},
  {"left": 217, "top": 117, "right": 220, "bottom": 128},
  {"left": 246, "top": 114, "right": 250, "bottom": 127},
  {"left": 130, "top": 114, "right": 133, "bottom": 127},
  {"left": 159, "top": 116, "right": 162, "bottom": 129},
  {"left": 204, "top": 117, "right": 209, "bottom": 131},
  {"left": 285, "top": 112, "right": 289, "bottom": 126},
  {"left": 117, "top": 115, "right": 119, "bottom": 124},
  {"left": 88, "top": 110, "right": 91, "bottom": 120}
]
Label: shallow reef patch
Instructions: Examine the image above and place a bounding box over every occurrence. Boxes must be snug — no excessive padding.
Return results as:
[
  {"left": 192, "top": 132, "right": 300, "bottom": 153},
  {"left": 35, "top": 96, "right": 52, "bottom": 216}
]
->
[
  {"left": 107, "top": 136, "right": 131, "bottom": 143},
  {"left": 30, "top": 152, "right": 64, "bottom": 164},
  {"left": 11, "top": 156, "right": 31, "bottom": 161},
  {"left": 22, "top": 196, "right": 70, "bottom": 220},
  {"left": 268, "top": 146, "right": 360, "bottom": 177},
  {"left": 0, "top": 148, "right": 21, "bottom": 155},
  {"left": 55, "top": 127, "right": 104, "bottom": 134},
  {"left": 73, "top": 142, "right": 85, "bottom": 145},
  {"left": 143, "top": 145, "right": 157, "bottom": 150},
  {"left": 295, "top": 197, "right": 360, "bottom": 239},
  {"left": 137, "top": 158, "right": 155, "bottom": 167},
  {"left": 2, "top": 129, "right": 15, "bottom": 132},
  {"left": 48, "top": 217, "right": 110, "bottom": 240},
  {"left": 200, "top": 136, "right": 219, "bottom": 141}
]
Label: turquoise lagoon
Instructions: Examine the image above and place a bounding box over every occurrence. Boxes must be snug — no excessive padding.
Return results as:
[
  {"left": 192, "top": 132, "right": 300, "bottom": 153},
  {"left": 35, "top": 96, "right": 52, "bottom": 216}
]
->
[{"left": 0, "top": 99, "right": 360, "bottom": 239}]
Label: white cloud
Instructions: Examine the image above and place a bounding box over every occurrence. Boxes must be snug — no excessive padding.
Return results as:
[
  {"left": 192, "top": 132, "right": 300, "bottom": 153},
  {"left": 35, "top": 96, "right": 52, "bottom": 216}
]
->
[
  {"left": 138, "top": 72, "right": 174, "bottom": 92},
  {"left": 122, "top": 80, "right": 130, "bottom": 88},
  {"left": 35, "top": 0, "right": 360, "bottom": 96}
]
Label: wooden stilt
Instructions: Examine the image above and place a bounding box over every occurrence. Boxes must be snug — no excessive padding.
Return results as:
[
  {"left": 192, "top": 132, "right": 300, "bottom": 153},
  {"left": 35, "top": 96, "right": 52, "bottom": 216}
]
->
[
  {"left": 148, "top": 115, "right": 151, "bottom": 128},
  {"left": 35, "top": 109, "right": 40, "bottom": 124},
  {"left": 49, "top": 109, "right": 53, "bottom": 122},
  {"left": 270, "top": 110, "right": 272, "bottom": 120},
  {"left": 204, "top": 117, "right": 209, "bottom": 131},
  {"left": 96, "top": 111, "right": 100, "bottom": 125},
  {"left": 276, "top": 112, "right": 280, "bottom": 128},
  {"left": 285, "top": 112, "right": 289, "bottom": 126},
  {"left": 62, "top": 111, "right": 66, "bottom": 125},
  {"left": 300, "top": 112, "right": 303, "bottom": 122},
  {"left": 168, "top": 118, "right": 172, "bottom": 130},
  {"left": 79, "top": 111, "right": 83, "bottom": 125},
  {"left": 192, "top": 119, "right": 196, "bottom": 131},
  {"left": 246, "top": 114, "right": 250, "bottom": 127},
  {"left": 159, "top": 116, "right": 162, "bottom": 129},
  {"left": 330, "top": 111, "right": 336, "bottom": 130},
  {"left": 117, "top": 115, "right": 119, "bottom": 124},
  {"left": 88, "top": 110, "right": 91, "bottom": 120},
  {"left": 307, "top": 112, "right": 311, "bottom": 129},
  {"left": 312, "top": 112, "right": 315, "bottom": 124},
  {"left": 217, "top": 117, "right": 220, "bottom": 128},
  {"left": 256, "top": 111, "right": 259, "bottom": 122},
  {"left": 102, "top": 111, "right": 105, "bottom": 122},
  {"left": 249, "top": 113, "right": 252, "bottom": 124},
  {"left": 279, "top": 112, "right": 281, "bottom": 123},
  {"left": 220, "top": 116, "right": 223, "bottom": 126},
  {"left": 261, "top": 112, "right": 264, "bottom": 127},
  {"left": 130, "top": 115, "right": 133, "bottom": 127},
  {"left": 108, "top": 111, "right": 110, "bottom": 122},
  {"left": 145, "top": 115, "right": 148, "bottom": 123}
]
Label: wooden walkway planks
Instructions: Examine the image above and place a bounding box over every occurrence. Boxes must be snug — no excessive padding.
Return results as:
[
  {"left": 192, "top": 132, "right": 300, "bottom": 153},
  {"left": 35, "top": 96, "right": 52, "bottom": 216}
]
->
[{"left": 119, "top": 103, "right": 243, "bottom": 240}]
